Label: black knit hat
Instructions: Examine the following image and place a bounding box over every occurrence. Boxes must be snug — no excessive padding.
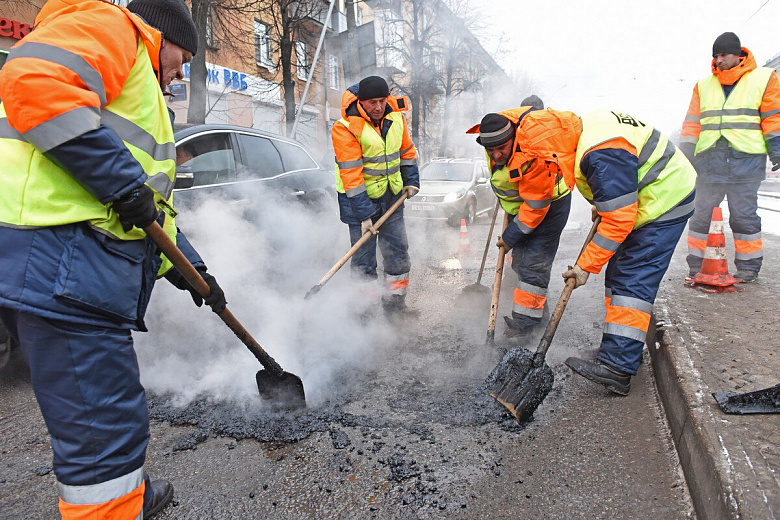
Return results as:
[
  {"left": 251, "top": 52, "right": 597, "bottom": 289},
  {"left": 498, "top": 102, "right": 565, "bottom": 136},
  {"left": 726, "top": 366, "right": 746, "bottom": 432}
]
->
[
  {"left": 358, "top": 76, "right": 390, "bottom": 100},
  {"left": 476, "top": 113, "right": 515, "bottom": 147},
  {"left": 712, "top": 32, "right": 741, "bottom": 57},
  {"left": 521, "top": 94, "right": 544, "bottom": 110},
  {"left": 128, "top": 0, "right": 198, "bottom": 56}
]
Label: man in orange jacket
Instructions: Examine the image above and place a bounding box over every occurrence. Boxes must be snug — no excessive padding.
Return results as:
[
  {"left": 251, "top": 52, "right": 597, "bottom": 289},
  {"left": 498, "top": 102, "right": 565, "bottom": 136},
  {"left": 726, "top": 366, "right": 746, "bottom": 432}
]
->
[
  {"left": 0, "top": 0, "right": 226, "bottom": 517},
  {"left": 680, "top": 32, "right": 780, "bottom": 283},
  {"left": 331, "top": 76, "right": 420, "bottom": 316}
]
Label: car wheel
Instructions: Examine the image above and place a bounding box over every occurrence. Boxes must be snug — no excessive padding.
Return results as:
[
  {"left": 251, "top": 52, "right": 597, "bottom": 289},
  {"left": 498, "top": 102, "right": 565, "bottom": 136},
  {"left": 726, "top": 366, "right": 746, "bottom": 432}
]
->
[{"left": 465, "top": 199, "right": 477, "bottom": 225}]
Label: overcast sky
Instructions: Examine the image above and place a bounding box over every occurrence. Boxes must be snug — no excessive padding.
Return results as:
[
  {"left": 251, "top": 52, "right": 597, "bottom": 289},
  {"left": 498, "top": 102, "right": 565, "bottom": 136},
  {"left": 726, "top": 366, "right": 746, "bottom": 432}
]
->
[{"left": 477, "top": 0, "right": 780, "bottom": 135}]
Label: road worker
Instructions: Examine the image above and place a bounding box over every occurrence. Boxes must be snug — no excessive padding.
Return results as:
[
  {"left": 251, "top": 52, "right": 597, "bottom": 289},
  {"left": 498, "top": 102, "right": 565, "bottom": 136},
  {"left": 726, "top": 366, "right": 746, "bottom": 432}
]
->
[
  {"left": 467, "top": 105, "right": 576, "bottom": 338},
  {"left": 331, "top": 76, "right": 420, "bottom": 316},
  {"left": 0, "top": 0, "right": 227, "bottom": 517},
  {"left": 680, "top": 32, "right": 780, "bottom": 283},
  {"left": 554, "top": 109, "right": 697, "bottom": 395}
]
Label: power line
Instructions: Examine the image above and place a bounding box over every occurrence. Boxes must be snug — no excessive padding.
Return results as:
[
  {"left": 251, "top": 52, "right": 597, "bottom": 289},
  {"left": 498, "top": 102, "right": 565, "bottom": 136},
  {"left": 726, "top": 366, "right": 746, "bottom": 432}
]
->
[{"left": 745, "top": 0, "right": 770, "bottom": 23}]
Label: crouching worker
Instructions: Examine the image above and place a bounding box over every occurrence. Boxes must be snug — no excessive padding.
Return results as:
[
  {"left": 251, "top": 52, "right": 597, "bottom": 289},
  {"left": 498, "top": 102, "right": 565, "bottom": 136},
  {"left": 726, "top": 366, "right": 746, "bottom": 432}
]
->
[
  {"left": 467, "top": 105, "right": 578, "bottom": 338},
  {"left": 0, "top": 0, "right": 227, "bottom": 517},
  {"left": 558, "top": 109, "right": 697, "bottom": 395},
  {"left": 331, "top": 76, "right": 420, "bottom": 317}
]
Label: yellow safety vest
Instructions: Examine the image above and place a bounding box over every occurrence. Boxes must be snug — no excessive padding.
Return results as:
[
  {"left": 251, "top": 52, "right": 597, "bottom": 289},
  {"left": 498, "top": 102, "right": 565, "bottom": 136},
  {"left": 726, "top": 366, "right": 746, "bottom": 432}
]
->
[
  {"left": 489, "top": 153, "right": 570, "bottom": 215},
  {"left": 0, "top": 37, "right": 178, "bottom": 274},
  {"left": 695, "top": 67, "right": 773, "bottom": 155},
  {"left": 335, "top": 112, "right": 405, "bottom": 198},
  {"left": 575, "top": 110, "right": 696, "bottom": 228}
]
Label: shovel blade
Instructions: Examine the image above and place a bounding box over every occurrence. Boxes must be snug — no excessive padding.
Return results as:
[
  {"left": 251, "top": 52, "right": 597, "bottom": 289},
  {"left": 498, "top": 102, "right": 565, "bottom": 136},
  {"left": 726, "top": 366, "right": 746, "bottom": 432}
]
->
[
  {"left": 486, "top": 346, "right": 554, "bottom": 423},
  {"left": 256, "top": 370, "right": 306, "bottom": 409}
]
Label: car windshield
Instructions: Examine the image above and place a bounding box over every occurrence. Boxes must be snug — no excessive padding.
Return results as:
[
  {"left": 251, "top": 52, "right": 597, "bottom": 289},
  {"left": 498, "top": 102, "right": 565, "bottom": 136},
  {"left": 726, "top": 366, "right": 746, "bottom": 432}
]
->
[{"left": 420, "top": 163, "right": 473, "bottom": 182}]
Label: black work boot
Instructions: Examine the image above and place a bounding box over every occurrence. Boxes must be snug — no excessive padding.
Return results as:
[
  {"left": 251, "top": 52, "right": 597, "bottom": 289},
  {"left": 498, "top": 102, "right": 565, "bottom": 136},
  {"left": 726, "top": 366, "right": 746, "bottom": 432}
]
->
[
  {"left": 565, "top": 357, "right": 631, "bottom": 396},
  {"left": 143, "top": 476, "right": 174, "bottom": 519},
  {"left": 502, "top": 316, "right": 534, "bottom": 339},
  {"left": 382, "top": 295, "right": 420, "bottom": 319},
  {"left": 735, "top": 270, "right": 758, "bottom": 283}
]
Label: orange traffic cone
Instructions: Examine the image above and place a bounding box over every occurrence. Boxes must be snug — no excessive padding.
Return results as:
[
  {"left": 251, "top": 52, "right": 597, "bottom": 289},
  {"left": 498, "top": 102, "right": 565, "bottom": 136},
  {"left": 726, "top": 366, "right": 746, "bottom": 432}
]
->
[
  {"left": 686, "top": 206, "right": 741, "bottom": 292},
  {"left": 457, "top": 218, "right": 471, "bottom": 258}
]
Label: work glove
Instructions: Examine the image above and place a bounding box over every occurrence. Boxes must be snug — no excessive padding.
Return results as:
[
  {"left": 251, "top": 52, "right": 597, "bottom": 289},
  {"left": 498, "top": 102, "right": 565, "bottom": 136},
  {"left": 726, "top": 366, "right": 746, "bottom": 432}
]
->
[
  {"left": 175, "top": 268, "right": 227, "bottom": 313},
  {"left": 113, "top": 185, "right": 159, "bottom": 232},
  {"left": 496, "top": 236, "right": 511, "bottom": 253},
  {"left": 562, "top": 264, "right": 589, "bottom": 289},
  {"left": 771, "top": 156, "right": 780, "bottom": 171},
  {"left": 402, "top": 185, "right": 420, "bottom": 198},
  {"left": 361, "top": 218, "right": 378, "bottom": 236}
]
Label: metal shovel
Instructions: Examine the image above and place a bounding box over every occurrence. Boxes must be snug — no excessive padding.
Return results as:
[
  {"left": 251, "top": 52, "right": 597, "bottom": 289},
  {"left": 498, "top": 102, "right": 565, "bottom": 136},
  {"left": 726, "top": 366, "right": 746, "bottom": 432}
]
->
[
  {"left": 461, "top": 199, "right": 501, "bottom": 298},
  {"left": 488, "top": 217, "right": 600, "bottom": 422},
  {"left": 146, "top": 222, "right": 305, "bottom": 408}
]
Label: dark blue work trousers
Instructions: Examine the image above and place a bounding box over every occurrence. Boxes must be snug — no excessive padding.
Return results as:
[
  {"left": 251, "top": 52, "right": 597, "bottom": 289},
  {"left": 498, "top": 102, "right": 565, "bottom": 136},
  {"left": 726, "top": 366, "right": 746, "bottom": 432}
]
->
[
  {"left": 686, "top": 180, "right": 763, "bottom": 273},
  {"left": 0, "top": 308, "right": 150, "bottom": 489},
  {"left": 348, "top": 190, "right": 411, "bottom": 293},
  {"left": 599, "top": 211, "right": 691, "bottom": 374}
]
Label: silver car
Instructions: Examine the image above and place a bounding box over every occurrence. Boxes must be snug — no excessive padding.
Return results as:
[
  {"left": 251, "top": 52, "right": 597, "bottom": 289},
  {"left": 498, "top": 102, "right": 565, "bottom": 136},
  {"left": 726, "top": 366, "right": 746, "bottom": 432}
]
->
[{"left": 406, "top": 158, "right": 494, "bottom": 226}]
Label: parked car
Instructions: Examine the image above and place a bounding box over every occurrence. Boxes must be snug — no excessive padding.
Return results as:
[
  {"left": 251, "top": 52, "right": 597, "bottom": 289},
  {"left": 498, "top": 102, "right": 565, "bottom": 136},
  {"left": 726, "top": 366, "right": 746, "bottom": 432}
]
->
[
  {"left": 405, "top": 158, "right": 494, "bottom": 226},
  {"left": 172, "top": 124, "right": 334, "bottom": 210}
]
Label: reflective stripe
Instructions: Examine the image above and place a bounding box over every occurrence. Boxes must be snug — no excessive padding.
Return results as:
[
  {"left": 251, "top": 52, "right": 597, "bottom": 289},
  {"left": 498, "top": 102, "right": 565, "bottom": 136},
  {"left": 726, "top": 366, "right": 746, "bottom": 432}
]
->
[
  {"left": 513, "top": 216, "right": 534, "bottom": 235},
  {"left": 688, "top": 248, "right": 705, "bottom": 258},
  {"left": 735, "top": 250, "right": 763, "bottom": 260},
  {"left": 592, "top": 232, "right": 620, "bottom": 252},
  {"left": 101, "top": 111, "right": 175, "bottom": 163},
  {"left": 524, "top": 198, "right": 552, "bottom": 210},
  {"left": 689, "top": 230, "right": 708, "bottom": 241},
  {"left": 518, "top": 281, "right": 546, "bottom": 296},
  {"left": 680, "top": 135, "right": 698, "bottom": 144},
  {"left": 23, "top": 106, "right": 101, "bottom": 152},
  {"left": 346, "top": 184, "right": 367, "bottom": 198},
  {"left": 7, "top": 42, "right": 107, "bottom": 106},
  {"left": 700, "top": 108, "right": 761, "bottom": 118},
  {"left": 761, "top": 108, "right": 780, "bottom": 119},
  {"left": 655, "top": 199, "right": 694, "bottom": 222},
  {"left": 700, "top": 122, "right": 762, "bottom": 131},
  {"left": 766, "top": 130, "right": 780, "bottom": 139},
  {"left": 385, "top": 272, "right": 409, "bottom": 294},
  {"left": 704, "top": 246, "right": 727, "bottom": 260},
  {"left": 491, "top": 184, "right": 523, "bottom": 202},
  {"left": 637, "top": 129, "right": 661, "bottom": 167},
  {"left": 146, "top": 171, "right": 174, "bottom": 200},
  {"left": 513, "top": 303, "right": 545, "bottom": 318},
  {"left": 58, "top": 467, "right": 143, "bottom": 505},
  {"left": 0, "top": 118, "right": 24, "bottom": 141},
  {"left": 337, "top": 159, "right": 363, "bottom": 169},
  {"left": 684, "top": 114, "right": 700, "bottom": 123},
  {"left": 603, "top": 323, "right": 648, "bottom": 342},
  {"left": 400, "top": 158, "right": 417, "bottom": 166},
  {"left": 400, "top": 145, "right": 415, "bottom": 155},
  {"left": 364, "top": 164, "right": 400, "bottom": 176},
  {"left": 594, "top": 192, "right": 637, "bottom": 213},
  {"left": 363, "top": 151, "right": 400, "bottom": 163},
  {"left": 733, "top": 231, "right": 762, "bottom": 241},
  {"left": 638, "top": 141, "right": 676, "bottom": 190},
  {"left": 610, "top": 295, "right": 653, "bottom": 314}
]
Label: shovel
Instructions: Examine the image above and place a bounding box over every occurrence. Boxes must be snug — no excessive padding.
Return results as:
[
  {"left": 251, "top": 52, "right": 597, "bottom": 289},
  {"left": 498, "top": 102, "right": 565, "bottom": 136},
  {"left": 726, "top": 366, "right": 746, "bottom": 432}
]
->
[
  {"left": 485, "top": 212, "right": 510, "bottom": 345},
  {"left": 305, "top": 192, "right": 408, "bottom": 299},
  {"left": 145, "top": 222, "right": 306, "bottom": 408},
  {"left": 461, "top": 199, "right": 501, "bottom": 297},
  {"left": 489, "top": 217, "right": 601, "bottom": 423}
]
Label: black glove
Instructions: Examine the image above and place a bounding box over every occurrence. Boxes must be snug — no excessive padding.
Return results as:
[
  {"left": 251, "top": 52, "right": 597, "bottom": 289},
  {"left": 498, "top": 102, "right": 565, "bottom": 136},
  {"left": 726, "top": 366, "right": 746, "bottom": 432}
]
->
[
  {"left": 771, "top": 156, "right": 780, "bottom": 171},
  {"left": 113, "top": 185, "right": 159, "bottom": 232},
  {"left": 189, "top": 269, "right": 227, "bottom": 313}
]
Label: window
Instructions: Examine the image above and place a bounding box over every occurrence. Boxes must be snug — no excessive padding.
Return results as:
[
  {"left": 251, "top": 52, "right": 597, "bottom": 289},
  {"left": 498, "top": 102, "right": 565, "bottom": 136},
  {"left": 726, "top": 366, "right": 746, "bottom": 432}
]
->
[
  {"left": 296, "top": 41, "right": 309, "bottom": 81},
  {"left": 254, "top": 20, "right": 273, "bottom": 70},
  {"left": 176, "top": 133, "right": 236, "bottom": 186},
  {"left": 274, "top": 140, "right": 318, "bottom": 172},
  {"left": 235, "top": 134, "right": 284, "bottom": 179},
  {"left": 328, "top": 54, "right": 339, "bottom": 90}
]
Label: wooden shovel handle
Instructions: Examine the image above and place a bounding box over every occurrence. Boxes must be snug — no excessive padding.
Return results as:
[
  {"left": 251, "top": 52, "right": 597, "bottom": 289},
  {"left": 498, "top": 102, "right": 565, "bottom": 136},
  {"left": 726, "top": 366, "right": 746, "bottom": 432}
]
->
[
  {"left": 486, "top": 211, "right": 511, "bottom": 345},
  {"left": 476, "top": 199, "right": 501, "bottom": 286},
  {"left": 306, "top": 192, "right": 409, "bottom": 298},
  {"left": 145, "top": 222, "right": 285, "bottom": 376},
  {"left": 533, "top": 216, "right": 601, "bottom": 362}
]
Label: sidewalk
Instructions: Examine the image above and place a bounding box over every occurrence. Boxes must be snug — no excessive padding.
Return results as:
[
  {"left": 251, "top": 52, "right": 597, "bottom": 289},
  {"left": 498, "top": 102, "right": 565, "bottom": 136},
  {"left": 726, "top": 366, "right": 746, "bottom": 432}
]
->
[{"left": 650, "top": 226, "right": 780, "bottom": 519}]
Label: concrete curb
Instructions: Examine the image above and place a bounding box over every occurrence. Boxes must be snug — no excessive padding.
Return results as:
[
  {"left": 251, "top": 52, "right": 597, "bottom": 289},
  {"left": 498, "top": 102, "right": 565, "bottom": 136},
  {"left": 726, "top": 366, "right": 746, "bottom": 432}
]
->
[{"left": 648, "top": 304, "right": 733, "bottom": 520}]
